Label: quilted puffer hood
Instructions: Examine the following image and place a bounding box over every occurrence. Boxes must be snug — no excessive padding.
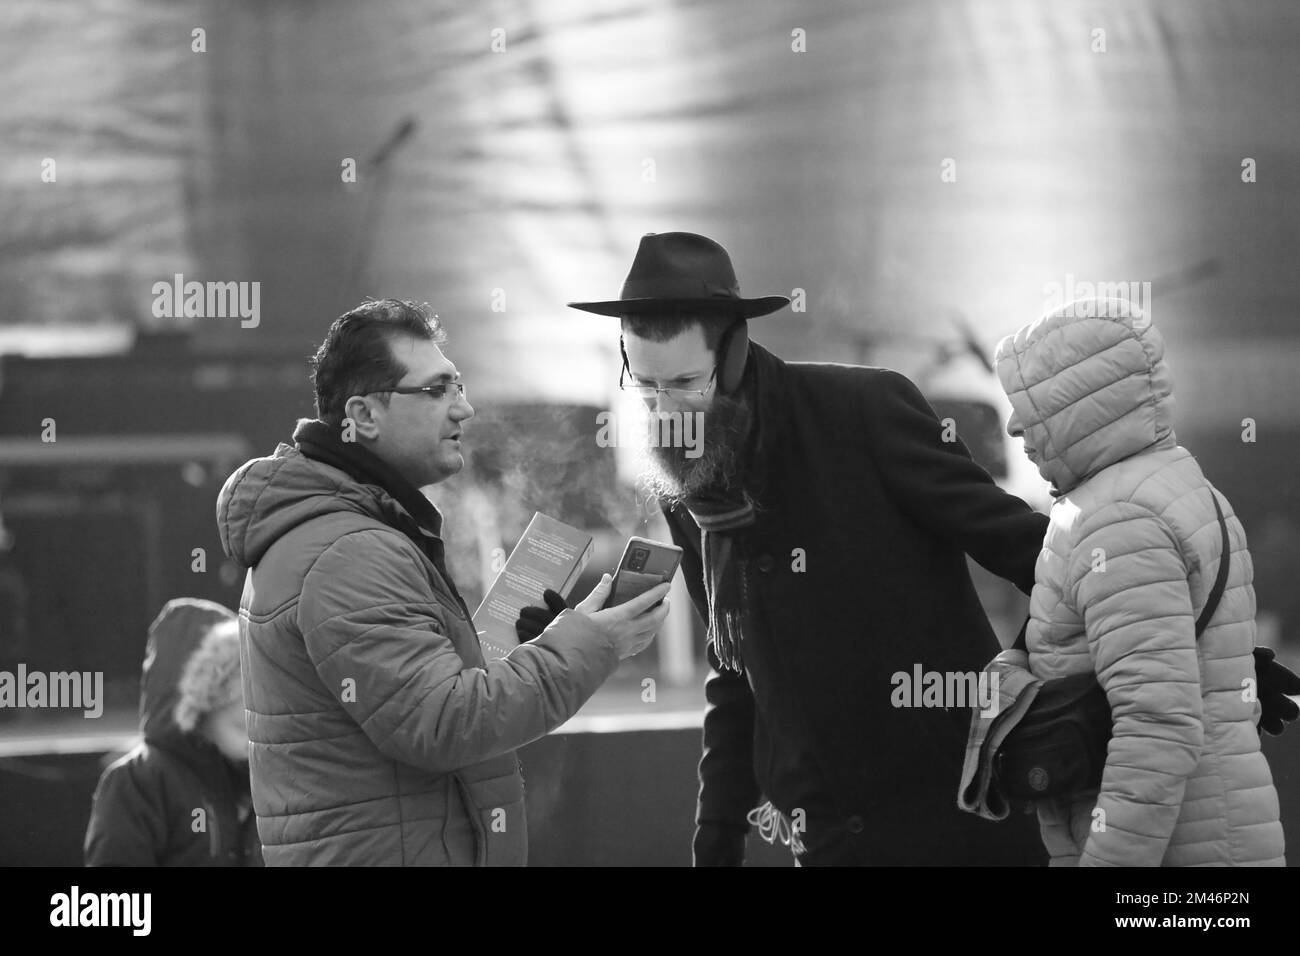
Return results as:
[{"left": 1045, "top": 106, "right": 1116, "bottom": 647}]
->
[
  {"left": 994, "top": 298, "right": 1177, "bottom": 496},
  {"left": 140, "top": 598, "right": 238, "bottom": 743},
  {"left": 215, "top": 422, "right": 413, "bottom": 570}
]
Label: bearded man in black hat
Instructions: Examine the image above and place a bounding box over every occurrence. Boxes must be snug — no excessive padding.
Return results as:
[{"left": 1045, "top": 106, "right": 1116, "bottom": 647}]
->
[{"left": 568, "top": 232, "right": 1051, "bottom": 866}]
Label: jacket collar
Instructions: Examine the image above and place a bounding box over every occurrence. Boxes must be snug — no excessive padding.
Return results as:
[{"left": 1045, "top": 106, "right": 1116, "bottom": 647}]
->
[
  {"left": 742, "top": 340, "right": 789, "bottom": 501},
  {"left": 292, "top": 418, "right": 444, "bottom": 538},
  {"left": 291, "top": 418, "right": 475, "bottom": 620}
]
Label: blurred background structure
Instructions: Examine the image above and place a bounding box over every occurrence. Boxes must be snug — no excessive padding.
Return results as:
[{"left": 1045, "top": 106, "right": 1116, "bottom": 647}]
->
[{"left": 1, "top": 0, "right": 1298, "bottom": 865}]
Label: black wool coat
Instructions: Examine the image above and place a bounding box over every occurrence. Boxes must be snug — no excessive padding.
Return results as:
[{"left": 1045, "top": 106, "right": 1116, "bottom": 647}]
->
[
  {"left": 663, "top": 341, "right": 1050, "bottom": 864},
  {"left": 84, "top": 737, "right": 262, "bottom": 867}
]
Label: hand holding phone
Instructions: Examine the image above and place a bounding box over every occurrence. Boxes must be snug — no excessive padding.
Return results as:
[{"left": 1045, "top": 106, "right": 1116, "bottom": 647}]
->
[
  {"left": 576, "top": 574, "right": 672, "bottom": 660},
  {"left": 604, "top": 537, "right": 683, "bottom": 609}
]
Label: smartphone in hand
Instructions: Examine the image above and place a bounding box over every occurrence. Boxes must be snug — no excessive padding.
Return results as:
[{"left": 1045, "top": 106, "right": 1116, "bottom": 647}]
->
[{"left": 604, "top": 537, "right": 683, "bottom": 609}]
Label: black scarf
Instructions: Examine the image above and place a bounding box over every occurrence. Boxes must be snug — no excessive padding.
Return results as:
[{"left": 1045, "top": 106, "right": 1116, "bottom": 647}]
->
[
  {"left": 292, "top": 418, "right": 471, "bottom": 617},
  {"left": 681, "top": 372, "right": 763, "bottom": 675},
  {"left": 684, "top": 489, "right": 756, "bottom": 674}
]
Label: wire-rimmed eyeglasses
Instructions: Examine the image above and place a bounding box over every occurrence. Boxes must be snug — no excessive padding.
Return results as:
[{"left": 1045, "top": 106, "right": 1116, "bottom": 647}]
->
[
  {"left": 368, "top": 382, "right": 468, "bottom": 402},
  {"left": 619, "top": 364, "right": 717, "bottom": 401}
]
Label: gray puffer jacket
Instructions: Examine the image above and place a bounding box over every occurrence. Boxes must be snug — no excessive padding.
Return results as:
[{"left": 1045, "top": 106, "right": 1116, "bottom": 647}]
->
[{"left": 216, "top": 434, "right": 617, "bottom": 866}]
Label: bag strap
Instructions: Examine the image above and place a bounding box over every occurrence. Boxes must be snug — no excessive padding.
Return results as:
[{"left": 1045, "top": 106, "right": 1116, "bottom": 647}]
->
[
  {"left": 1194, "top": 490, "right": 1230, "bottom": 638},
  {"left": 1012, "top": 487, "right": 1231, "bottom": 652}
]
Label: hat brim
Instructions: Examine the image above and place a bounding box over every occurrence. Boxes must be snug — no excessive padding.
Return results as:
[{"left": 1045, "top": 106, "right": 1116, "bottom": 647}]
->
[{"left": 567, "top": 295, "right": 790, "bottom": 319}]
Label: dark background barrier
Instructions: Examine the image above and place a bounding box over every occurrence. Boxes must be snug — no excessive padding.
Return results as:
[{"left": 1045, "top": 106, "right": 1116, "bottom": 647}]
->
[{"left": 0, "top": 723, "right": 1065, "bottom": 867}]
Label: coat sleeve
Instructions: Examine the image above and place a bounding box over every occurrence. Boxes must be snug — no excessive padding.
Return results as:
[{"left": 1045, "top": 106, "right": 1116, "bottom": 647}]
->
[
  {"left": 663, "top": 508, "right": 760, "bottom": 836},
  {"left": 1066, "top": 504, "right": 1204, "bottom": 867},
  {"left": 862, "top": 369, "right": 1047, "bottom": 594},
  {"left": 298, "top": 528, "right": 621, "bottom": 774},
  {"left": 84, "top": 758, "right": 167, "bottom": 866}
]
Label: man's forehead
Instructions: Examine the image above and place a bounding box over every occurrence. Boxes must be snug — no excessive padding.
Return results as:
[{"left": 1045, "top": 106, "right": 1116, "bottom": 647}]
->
[
  {"left": 623, "top": 321, "right": 710, "bottom": 349},
  {"left": 392, "top": 336, "right": 457, "bottom": 380},
  {"left": 624, "top": 324, "right": 711, "bottom": 371}
]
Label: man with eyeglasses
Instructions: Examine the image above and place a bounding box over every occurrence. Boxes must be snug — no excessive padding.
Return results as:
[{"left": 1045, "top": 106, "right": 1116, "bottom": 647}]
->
[
  {"left": 567, "top": 233, "right": 1051, "bottom": 866},
  {"left": 215, "top": 298, "right": 670, "bottom": 866}
]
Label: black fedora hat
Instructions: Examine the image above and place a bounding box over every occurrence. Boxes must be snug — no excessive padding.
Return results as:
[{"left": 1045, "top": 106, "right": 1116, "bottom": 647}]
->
[{"left": 567, "top": 232, "right": 790, "bottom": 318}]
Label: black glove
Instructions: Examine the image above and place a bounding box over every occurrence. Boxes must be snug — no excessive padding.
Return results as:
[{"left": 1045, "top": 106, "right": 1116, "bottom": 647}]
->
[
  {"left": 514, "top": 589, "right": 569, "bottom": 642},
  {"left": 1255, "top": 646, "right": 1300, "bottom": 736},
  {"left": 692, "top": 822, "right": 748, "bottom": 867}
]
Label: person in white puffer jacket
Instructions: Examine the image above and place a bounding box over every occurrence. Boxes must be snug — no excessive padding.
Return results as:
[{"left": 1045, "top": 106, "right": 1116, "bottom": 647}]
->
[{"left": 994, "top": 297, "right": 1285, "bottom": 866}]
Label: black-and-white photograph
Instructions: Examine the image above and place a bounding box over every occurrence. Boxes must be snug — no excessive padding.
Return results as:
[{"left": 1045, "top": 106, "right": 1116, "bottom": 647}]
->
[{"left": 1, "top": 0, "right": 1297, "bottom": 928}]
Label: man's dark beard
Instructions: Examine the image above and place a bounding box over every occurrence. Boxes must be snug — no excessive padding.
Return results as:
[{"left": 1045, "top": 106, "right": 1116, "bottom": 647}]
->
[{"left": 636, "top": 392, "right": 753, "bottom": 506}]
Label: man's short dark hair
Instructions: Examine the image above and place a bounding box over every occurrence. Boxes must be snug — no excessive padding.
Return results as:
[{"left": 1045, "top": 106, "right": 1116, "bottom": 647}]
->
[
  {"left": 619, "top": 311, "right": 730, "bottom": 353},
  {"left": 310, "top": 298, "right": 447, "bottom": 426}
]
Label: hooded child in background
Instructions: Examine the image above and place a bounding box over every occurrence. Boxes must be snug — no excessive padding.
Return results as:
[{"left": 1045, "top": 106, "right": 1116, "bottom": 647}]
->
[{"left": 84, "top": 598, "right": 261, "bottom": 866}]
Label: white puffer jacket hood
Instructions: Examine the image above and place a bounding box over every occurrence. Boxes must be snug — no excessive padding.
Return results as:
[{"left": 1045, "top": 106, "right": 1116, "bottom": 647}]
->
[{"left": 995, "top": 298, "right": 1176, "bottom": 496}]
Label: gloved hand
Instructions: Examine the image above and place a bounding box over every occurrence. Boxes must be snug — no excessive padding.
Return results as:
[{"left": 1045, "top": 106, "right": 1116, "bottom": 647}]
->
[
  {"left": 692, "top": 821, "right": 748, "bottom": 867},
  {"left": 514, "top": 589, "right": 569, "bottom": 642},
  {"left": 1254, "top": 646, "right": 1300, "bottom": 736}
]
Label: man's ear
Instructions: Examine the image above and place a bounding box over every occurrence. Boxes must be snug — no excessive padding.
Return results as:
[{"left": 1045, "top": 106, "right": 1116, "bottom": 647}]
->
[{"left": 340, "top": 394, "right": 383, "bottom": 441}]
